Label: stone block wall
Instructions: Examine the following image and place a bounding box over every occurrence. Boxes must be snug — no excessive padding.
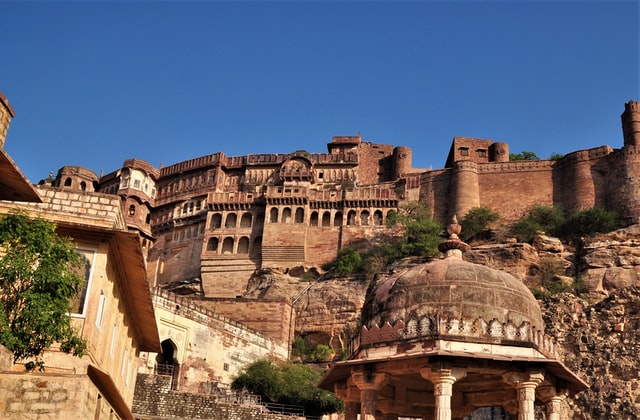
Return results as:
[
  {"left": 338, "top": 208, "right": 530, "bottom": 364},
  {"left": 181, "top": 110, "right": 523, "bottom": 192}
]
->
[
  {"left": 356, "top": 141, "right": 395, "bottom": 185},
  {"left": 0, "top": 373, "right": 112, "bottom": 420},
  {"left": 198, "top": 299, "right": 294, "bottom": 349},
  {"left": 133, "top": 373, "right": 304, "bottom": 420}
]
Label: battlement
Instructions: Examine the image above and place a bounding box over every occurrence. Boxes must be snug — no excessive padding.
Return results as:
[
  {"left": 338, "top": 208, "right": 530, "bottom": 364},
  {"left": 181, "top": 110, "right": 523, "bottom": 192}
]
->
[{"left": 625, "top": 100, "right": 640, "bottom": 113}]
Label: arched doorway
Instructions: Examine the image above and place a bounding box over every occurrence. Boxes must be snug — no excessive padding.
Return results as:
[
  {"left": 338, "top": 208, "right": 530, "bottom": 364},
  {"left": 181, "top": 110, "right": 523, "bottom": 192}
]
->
[{"left": 156, "top": 339, "right": 180, "bottom": 390}]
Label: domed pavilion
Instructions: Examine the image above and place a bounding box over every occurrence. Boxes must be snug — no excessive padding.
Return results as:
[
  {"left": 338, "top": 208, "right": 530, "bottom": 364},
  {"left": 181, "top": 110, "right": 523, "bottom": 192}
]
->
[{"left": 319, "top": 217, "right": 587, "bottom": 420}]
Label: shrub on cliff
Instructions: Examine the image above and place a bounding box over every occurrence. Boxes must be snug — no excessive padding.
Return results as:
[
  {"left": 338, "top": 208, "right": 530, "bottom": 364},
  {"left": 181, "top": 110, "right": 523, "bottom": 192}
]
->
[
  {"left": 557, "top": 207, "right": 619, "bottom": 243},
  {"left": 334, "top": 247, "right": 363, "bottom": 275},
  {"left": 460, "top": 207, "right": 500, "bottom": 242},
  {"left": 390, "top": 201, "right": 442, "bottom": 258},
  {"left": 511, "top": 205, "right": 565, "bottom": 243}
]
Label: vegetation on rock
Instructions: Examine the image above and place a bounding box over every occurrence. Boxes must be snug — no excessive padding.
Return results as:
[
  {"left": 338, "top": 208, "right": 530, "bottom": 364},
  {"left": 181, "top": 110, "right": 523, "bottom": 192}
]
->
[
  {"left": 460, "top": 206, "right": 500, "bottom": 242},
  {"left": 0, "top": 211, "right": 87, "bottom": 371},
  {"left": 510, "top": 205, "right": 619, "bottom": 244},
  {"left": 331, "top": 201, "right": 441, "bottom": 279}
]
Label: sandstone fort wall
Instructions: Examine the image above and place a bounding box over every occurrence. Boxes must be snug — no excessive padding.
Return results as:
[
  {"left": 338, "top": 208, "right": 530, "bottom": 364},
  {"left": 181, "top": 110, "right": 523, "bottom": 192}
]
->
[{"left": 40, "top": 100, "right": 640, "bottom": 296}]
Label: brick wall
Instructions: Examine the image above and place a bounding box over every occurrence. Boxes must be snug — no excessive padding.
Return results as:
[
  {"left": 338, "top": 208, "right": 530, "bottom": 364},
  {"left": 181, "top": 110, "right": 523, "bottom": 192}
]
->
[{"left": 133, "top": 373, "right": 304, "bottom": 420}]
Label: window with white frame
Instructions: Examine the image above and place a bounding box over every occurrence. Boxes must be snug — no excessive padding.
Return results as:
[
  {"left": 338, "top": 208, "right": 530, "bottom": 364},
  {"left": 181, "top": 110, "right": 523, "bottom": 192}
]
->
[
  {"left": 95, "top": 290, "right": 106, "bottom": 329},
  {"left": 110, "top": 323, "right": 118, "bottom": 358},
  {"left": 121, "top": 348, "right": 128, "bottom": 378}
]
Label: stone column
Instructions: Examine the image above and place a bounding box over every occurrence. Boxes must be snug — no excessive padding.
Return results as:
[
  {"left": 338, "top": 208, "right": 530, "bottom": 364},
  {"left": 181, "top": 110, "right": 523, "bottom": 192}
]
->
[
  {"left": 420, "top": 367, "right": 467, "bottom": 420},
  {"left": 502, "top": 371, "right": 545, "bottom": 420},
  {"left": 538, "top": 385, "right": 568, "bottom": 420},
  {"left": 351, "top": 372, "right": 388, "bottom": 420},
  {"left": 546, "top": 395, "right": 565, "bottom": 420}
]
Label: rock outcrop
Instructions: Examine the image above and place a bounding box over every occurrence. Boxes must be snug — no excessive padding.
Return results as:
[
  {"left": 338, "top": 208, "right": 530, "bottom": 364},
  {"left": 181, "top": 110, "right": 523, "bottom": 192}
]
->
[{"left": 542, "top": 288, "right": 640, "bottom": 419}]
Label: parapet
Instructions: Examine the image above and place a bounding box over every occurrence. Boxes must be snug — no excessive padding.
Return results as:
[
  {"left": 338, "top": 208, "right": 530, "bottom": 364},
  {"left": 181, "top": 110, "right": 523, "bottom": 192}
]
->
[{"left": 622, "top": 100, "right": 640, "bottom": 147}]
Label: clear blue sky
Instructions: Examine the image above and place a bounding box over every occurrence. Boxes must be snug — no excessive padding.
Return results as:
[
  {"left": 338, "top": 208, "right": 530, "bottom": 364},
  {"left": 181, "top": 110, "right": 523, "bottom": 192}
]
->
[{"left": 2, "top": 1, "right": 639, "bottom": 183}]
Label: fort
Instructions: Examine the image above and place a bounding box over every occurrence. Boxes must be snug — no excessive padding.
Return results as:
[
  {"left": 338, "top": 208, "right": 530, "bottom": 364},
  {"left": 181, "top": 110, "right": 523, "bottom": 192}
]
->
[
  {"left": 2, "top": 91, "right": 640, "bottom": 418},
  {"left": 40, "top": 100, "right": 640, "bottom": 301}
]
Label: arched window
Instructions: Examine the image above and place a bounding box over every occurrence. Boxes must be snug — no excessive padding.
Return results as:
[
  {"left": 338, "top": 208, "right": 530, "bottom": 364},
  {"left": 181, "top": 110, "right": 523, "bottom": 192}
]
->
[
  {"left": 334, "top": 212, "right": 343, "bottom": 226},
  {"left": 282, "top": 207, "right": 292, "bottom": 223},
  {"left": 207, "top": 237, "right": 219, "bottom": 253},
  {"left": 294, "top": 208, "right": 304, "bottom": 223},
  {"left": 270, "top": 208, "right": 279, "bottom": 223},
  {"left": 360, "top": 210, "right": 370, "bottom": 226},
  {"left": 237, "top": 237, "right": 249, "bottom": 254},
  {"left": 322, "top": 211, "right": 331, "bottom": 227},
  {"left": 240, "top": 213, "right": 253, "bottom": 228},
  {"left": 222, "top": 237, "right": 234, "bottom": 254},
  {"left": 310, "top": 211, "right": 319, "bottom": 227},
  {"left": 211, "top": 213, "right": 222, "bottom": 229},
  {"left": 182, "top": 204, "right": 188, "bottom": 214},
  {"left": 145, "top": 214, "right": 151, "bottom": 224},
  {"left": 373, "top": 210, "right": 383, "bottom": 226},
  {"left": 64, "top": 177, "right": 72, "bottom": 187},
  {"left": 80, "top": 181, "right": 87, "bottom": 191},
  {"left": 225, "top": 213, "right": 237, "bottom": 228},
  {"left": 347, "top": 210, "right": 356, "bottom": 226},
  {"left": 129, "top": 204, "right": 136, "bottom": 216},
  {"left": 189, "top": 202, "right": 194, "bottom": 212}
]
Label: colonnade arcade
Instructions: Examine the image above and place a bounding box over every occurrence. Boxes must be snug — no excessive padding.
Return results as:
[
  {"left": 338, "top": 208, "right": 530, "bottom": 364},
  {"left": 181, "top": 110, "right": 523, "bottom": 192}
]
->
[{"left": 324, "top": 355, "right": 581, "bottom": 420}]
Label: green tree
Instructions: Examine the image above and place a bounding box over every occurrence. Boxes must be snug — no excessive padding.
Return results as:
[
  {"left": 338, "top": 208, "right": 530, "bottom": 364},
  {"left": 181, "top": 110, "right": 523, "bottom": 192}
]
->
[
  {"left": 231, "top": 359, "right": 343, "bottom": 417},
  {"left": 393, "top": 201, "right": 442, "bottom": 258},
  {"left": 334, "top": 247, "right": 363, "bottom": 275},
  {"left": 558, "top": 207, "right": 619, "bottom": 243},
  {"left": 460, "top": 207, "right": 500, "bottom": 241},
  {"left": 509, "top": 151, "right": 540, "bottom": 161},
  {"left": 549, "top": 152, "right": 564, "bottom": 160},
  {"left": 0, "top": 211, "right": 87, "bottom": 370},
  {"left": 231, "top": 358, "right": 283, "bottom": 402},
  {"left": 510, "top": 205, "right": 565, "bottom": 243}
]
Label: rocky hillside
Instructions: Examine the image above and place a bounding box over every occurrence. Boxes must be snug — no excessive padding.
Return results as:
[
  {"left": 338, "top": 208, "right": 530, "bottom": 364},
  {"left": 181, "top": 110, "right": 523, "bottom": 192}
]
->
[{"left": 240, "top": 225, "right": 640, "bottom": 416}]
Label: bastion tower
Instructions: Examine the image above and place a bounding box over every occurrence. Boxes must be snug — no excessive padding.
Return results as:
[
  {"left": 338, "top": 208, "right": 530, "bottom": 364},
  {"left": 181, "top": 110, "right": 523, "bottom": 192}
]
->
[{"left": 609, "top": 100, "right": 640, "bottom": 224}]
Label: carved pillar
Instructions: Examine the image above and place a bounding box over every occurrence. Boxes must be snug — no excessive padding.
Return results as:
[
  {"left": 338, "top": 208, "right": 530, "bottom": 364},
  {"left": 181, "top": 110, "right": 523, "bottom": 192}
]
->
[
  {"left": 502, "top": 371, "right": 545, "bottom": 420},
  {"left": 420, "top": 367, "right": 467, "bottom": 420},
  {"left": 352, "top": 372, "right": 388, "bottom": 420},
  {"left": 546, "top": 395, "right": 565, "bottom": 420},
  {"left": 538, "top": 385, "right": 568, "bottom": 420}
]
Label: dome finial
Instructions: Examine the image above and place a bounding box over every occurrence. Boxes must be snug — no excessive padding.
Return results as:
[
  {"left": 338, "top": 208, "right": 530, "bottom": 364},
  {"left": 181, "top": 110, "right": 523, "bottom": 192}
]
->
[{"left": 438, "top": 214, "right": 471, "bottom": 256}]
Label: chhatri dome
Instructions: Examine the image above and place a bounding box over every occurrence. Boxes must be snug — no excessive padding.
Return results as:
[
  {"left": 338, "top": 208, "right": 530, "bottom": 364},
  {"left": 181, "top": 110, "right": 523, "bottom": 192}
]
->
[{"left": 320, "top": 216, "right": 587, "bottom": 420}]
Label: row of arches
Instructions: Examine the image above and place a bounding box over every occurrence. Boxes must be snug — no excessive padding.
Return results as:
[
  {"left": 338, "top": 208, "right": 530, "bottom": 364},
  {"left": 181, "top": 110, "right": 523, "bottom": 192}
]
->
[
  {"left": 206, "top": 235, "right": 262, "bottom": 256},
  {"left": 208, "top": 208, "right": 396, "bottom": 230}
]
